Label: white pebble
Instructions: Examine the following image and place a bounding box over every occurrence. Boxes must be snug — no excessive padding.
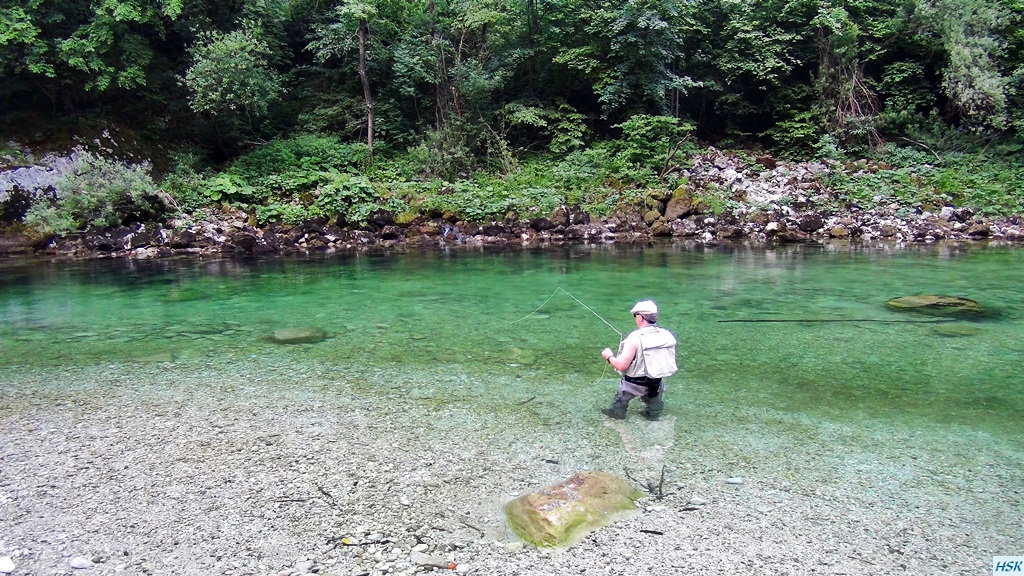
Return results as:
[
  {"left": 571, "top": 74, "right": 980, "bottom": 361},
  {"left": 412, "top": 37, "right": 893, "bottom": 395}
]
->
[
  {"left": 0, "top": 557, "right": 15, "bottom": 574},
  {"left": 725, "top": 477, "right": 744, "bottom": 484},
  {"left": 688, "top": 497, "right": 708, "bottom": 506},
  {"left": 68, "top": 556, "right": 94, "bottom": 569}
]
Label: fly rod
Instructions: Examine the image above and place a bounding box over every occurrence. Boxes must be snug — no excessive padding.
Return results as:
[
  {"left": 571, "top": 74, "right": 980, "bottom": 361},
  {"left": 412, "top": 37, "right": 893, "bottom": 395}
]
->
[{"left": 718, "top": 318, "right": 956, "bottom": 324}]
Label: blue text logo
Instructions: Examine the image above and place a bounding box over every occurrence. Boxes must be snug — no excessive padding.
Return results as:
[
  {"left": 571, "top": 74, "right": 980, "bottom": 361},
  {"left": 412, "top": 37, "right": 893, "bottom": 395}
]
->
[{"left": 994, "top": 557, "right": 1024, "bottom": 574}]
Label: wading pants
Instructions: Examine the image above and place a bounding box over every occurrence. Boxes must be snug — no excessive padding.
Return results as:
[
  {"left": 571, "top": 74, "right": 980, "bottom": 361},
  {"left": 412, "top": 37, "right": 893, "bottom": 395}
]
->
[{"left": 608, "top": 379, "right": 665, "bottom": 417}]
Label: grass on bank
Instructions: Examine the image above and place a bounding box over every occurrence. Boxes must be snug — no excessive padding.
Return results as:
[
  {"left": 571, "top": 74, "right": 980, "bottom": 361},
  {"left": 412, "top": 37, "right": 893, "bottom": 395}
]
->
[{"left": 13, "top": 132, "right": 1024, "bottom": 239}]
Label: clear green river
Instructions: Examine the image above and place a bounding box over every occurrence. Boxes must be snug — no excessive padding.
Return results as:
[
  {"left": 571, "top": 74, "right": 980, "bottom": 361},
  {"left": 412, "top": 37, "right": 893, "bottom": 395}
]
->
[
  {"left": 1, "top": 241, "right": 1021, "bottom": 444},
  {"left": 2, "top": 241, "right": 1023, "bottom": 575}
]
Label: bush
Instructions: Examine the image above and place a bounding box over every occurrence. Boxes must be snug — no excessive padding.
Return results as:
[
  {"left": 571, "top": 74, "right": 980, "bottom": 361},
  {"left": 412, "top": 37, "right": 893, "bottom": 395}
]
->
[
  {"left": 231, "top": 135, "right": 370, "bottom": 179},
  {"left": 821, "top": 145, "right": 1024, "bottom": 216},
  {"left": 311, "top": 173, "right": 382, "bottom": 225},
  {"left": 256, "top": 203, "right": 310, "bottom": 226},
  {"left": 23, "top": 151, "right": 162, "bottom": 236},
  {"left": 160, "top": 153, "right": 213, "bottom": 214},
  {"left": 223, "top": 135, "right": 372, "bottom": 203},
  {"left": 611, "top": 115, "right": 695, "bottom": 170},
  {"left": 407, "top": 125, "right": 477, "bottom": 180}
]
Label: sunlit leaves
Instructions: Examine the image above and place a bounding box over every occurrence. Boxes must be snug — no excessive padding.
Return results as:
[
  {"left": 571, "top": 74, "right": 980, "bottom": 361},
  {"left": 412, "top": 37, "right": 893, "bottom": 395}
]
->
[
  {"left": 923, "top": 0, "right": 1009, "bottom": 130},
  {"left": 184, "top": 28, "right": 283, "bottom": 121},
  {"left": 0, "top": 3, "right": 55, "bottom": 77}
]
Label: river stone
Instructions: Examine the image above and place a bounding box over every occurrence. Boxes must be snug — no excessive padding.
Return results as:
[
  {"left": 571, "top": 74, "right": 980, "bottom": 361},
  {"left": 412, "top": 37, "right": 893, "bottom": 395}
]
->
[
  {"left": 271, "top": 327, "right": 327, "bottom": 344},
  {"left": 409, "top": 551, "right": 449, "bottom": 568},
  {"left": 503, "top": 471, "right": 642, "bottom": 549},
  {"left": 68, "top": 556, "right": 93, "bottom": 569},
  {"left": 885, "top": 295, "right": 984, "bottom": 317}
]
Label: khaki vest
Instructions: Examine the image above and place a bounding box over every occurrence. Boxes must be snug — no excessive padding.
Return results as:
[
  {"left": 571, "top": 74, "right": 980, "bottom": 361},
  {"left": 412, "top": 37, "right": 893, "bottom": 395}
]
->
[{"left": 623, "top": 325, "right": 678, "bottom": 379}]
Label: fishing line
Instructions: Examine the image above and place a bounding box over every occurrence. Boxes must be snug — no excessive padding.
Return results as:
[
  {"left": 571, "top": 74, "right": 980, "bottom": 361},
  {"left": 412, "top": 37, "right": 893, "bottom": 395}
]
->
[
  {"left": 353, "top": 286, "right": 623, "bottom": 382},
  {"left": 353, "top": 287, "right": 623, "bottom": 338},
  {"left": 509, "top": 287, "right": 624, "bottom": 339}
]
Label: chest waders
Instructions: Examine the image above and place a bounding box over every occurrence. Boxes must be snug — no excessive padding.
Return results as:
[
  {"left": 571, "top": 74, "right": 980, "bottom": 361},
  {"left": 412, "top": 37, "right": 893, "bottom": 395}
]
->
[{"left": 603, "top": 327, "right": 675, "bottom": 421}]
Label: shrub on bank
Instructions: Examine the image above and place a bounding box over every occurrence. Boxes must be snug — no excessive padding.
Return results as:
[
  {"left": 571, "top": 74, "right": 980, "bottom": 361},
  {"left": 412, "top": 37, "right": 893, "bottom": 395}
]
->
[
  {"left": 23, "top": 151, "right": 163, "bottom": 237},
  {"left": 823, "top": 145, "right": 1024, "bottom": 217}
]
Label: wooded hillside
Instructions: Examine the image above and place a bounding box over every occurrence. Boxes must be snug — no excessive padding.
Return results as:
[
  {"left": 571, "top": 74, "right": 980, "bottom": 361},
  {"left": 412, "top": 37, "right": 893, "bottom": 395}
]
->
[
  {"left": 2, "top": 0, "right": 1022, "bottom": 242},
  {"left": 3, "top": 0, "right": 1022, "bottom": 160}
]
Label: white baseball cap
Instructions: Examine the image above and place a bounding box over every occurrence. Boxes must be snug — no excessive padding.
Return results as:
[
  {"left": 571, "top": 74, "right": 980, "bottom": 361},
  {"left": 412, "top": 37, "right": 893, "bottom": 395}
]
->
[{"left": 630, "top": 300, "right": 658, "bottom": 315}]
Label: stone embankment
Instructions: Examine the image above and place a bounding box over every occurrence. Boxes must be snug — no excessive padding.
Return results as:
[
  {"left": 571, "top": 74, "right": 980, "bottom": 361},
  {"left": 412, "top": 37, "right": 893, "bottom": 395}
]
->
[{"left": 1, "top": 148, "right": 1021, "bottom": 258}]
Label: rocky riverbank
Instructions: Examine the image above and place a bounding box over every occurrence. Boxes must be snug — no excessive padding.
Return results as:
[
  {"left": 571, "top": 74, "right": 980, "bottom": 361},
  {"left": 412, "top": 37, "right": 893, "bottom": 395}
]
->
[
  {"left": 2, "top": 358, "right": 1020, "bottom": 576},
  {"left": 2, "top": 147, "right": 1021, "bottom": 259}
]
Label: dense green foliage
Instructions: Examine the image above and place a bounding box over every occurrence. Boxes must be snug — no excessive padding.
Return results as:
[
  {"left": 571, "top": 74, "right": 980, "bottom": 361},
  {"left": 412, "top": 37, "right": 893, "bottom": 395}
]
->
[
  {"left": 23, "top": 151, "right": 162, "bottom": 235},
  {"left": 2, "top": 0, "right": 1022, "bottom": 228}
]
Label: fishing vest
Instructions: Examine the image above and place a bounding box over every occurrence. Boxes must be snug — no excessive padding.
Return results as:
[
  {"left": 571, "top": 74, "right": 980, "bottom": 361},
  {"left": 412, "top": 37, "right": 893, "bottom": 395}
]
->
[{"left": 623, "top": 325, "right": 678, "bottom": 379}]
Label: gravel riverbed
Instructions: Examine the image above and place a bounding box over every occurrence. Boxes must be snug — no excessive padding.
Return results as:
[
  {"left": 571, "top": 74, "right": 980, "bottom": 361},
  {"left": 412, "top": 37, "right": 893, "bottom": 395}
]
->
[{"left": 1, "top": 357, "right": 1021, "bottom": 576}]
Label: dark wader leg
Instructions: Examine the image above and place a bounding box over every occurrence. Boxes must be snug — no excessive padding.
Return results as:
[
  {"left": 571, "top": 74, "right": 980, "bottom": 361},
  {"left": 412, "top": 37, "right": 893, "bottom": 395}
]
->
[
  {"left": 641, "top": 382, "right": 665, "bottom": 419},
  {"left": 640, "top": 392, "right": 664, "bottom": 419},
  {"left": 603, "top": 390, "right": 635, "bottom": 420}
]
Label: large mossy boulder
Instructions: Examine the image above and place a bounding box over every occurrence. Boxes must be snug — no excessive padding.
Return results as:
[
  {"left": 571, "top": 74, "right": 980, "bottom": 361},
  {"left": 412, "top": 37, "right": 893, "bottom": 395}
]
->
[
  {"left": 503, "top": 471, "right": 642, "bottom": 549},
  {"left": 885, "top": 295, "right": 985, "bottom": 317},
  {"left": 271, "top": 327, "right": 327, "bottom": 344}
]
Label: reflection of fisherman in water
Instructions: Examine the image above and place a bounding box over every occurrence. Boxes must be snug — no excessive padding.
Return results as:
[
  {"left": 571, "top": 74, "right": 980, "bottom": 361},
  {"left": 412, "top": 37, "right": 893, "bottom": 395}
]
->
[{"left": 600, "top": 300, "right": 677, "bottom": 421}]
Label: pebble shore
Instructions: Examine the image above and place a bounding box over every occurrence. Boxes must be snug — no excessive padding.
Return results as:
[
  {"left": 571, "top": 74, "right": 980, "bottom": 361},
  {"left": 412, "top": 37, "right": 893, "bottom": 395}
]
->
[{"left": 1, "top": 356, "right": 1021, "bottom": 576}]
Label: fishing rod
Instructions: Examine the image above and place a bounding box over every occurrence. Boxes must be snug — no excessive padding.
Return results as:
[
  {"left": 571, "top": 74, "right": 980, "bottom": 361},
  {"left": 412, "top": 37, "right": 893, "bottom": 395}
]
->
[{"left": 718, "top": 318, "right": 956, "bottom": 324}]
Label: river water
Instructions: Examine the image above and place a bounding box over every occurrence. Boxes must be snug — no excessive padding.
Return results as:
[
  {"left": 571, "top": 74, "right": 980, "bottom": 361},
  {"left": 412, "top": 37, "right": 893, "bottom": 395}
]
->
[
  {"left": 2, "top": 242, "right": 1021, "bottom": 439},
  {"left": 2, "top": 241, "right": 1022, "bottom": 573}
]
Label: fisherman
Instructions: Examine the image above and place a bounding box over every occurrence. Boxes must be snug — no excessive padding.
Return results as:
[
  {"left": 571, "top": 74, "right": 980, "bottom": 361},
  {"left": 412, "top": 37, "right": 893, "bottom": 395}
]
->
[{"left": 600, "top": 300, "right": 677, "bottom": 421}]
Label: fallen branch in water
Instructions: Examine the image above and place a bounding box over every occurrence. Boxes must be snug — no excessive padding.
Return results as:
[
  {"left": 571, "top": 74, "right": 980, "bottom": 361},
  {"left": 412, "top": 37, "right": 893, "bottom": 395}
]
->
[
  {"left": 317, "top": 485, "right": 340, "bottom": 509},
  {"left": 459, "top": 519, "right": 485, "bottom": 536},
  {"left": 625, "top": 465, "right": 670, "bottom": 500}
]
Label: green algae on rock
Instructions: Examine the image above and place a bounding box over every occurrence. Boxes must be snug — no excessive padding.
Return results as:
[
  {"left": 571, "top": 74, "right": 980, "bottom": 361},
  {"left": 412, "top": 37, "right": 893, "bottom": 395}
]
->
[
  {"left": 885, "top": 295, "right": 985, "bottom": 317},
  {"left": 504, "top": 471, "right": 642, "bottom": 549}
]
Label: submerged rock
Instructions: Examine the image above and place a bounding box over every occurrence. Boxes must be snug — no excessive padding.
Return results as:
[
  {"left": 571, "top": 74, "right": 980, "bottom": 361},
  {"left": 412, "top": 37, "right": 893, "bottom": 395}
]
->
[
  {"left": 271, "top": 327, "right": 327, "bottom": 344},
  {"left": 885, "top": 295, "right": 985, "bottom": 317},
  {"left": 503, "top": 471, "right": 642, "bottom": 549}
]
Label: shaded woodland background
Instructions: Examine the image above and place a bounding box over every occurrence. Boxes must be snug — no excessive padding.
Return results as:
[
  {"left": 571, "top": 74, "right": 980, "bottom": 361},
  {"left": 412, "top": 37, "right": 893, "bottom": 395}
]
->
[{"left": 2, "top": 0, "right": 1022, "bottom": 235}]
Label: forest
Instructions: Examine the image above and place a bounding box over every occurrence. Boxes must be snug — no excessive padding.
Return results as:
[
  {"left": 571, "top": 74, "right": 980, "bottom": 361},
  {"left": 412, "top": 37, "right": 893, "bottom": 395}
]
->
[{"left": 2, "top": 0, "right": 1023, "bottom": 236}]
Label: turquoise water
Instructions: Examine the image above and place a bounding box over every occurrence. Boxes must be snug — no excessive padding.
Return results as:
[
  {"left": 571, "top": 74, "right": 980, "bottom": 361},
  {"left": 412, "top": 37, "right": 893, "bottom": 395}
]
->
[{"left": 1, "top": 242, "right": 1022, "bottom": 443}]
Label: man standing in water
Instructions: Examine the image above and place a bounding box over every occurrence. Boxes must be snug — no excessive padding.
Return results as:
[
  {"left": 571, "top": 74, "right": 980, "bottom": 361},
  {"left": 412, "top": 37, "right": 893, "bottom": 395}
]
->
[{"left": 600, "top": 300, "right": 678, "bottom": 421}]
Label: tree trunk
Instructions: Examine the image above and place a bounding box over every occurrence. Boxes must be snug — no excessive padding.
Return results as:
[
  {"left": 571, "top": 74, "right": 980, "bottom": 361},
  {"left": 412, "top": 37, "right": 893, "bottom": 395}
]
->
[
  {"left": 357, "top": 17, "right": 375, "bottom": 160},
  {"left": 526, "top": 0, "right": 537, "bottom": 86}
]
